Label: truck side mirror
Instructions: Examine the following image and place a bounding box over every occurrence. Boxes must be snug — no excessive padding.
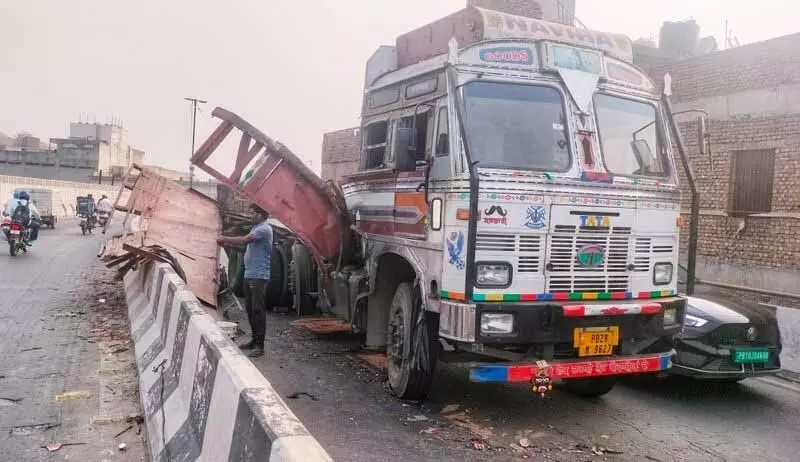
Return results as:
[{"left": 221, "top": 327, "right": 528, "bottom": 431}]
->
[
  {"left": 698, "top": 116, "right": 708, "bottom": 155},
  {"left": 394, "top": 127, "right": 417, "bottom": 172},
  {"left": 436, "top": 133, "right": 449, "bottom": 156}
]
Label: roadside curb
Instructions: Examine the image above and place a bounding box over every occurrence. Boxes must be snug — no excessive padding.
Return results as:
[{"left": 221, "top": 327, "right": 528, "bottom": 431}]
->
[
  {"left": 777, "top": 370, "right": 800, "bottom": 385},
  {"left": 122, "top": 262, "right": 332, "bottom": 461}
]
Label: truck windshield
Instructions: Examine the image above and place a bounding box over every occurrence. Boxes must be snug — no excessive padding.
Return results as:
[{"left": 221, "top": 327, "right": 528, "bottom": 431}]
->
[
  {"left": 594, "top": 93, "right": 666, "bottom": 177},
  {"left": 464, "top": 82, "right": 570, "bottom": 172}
]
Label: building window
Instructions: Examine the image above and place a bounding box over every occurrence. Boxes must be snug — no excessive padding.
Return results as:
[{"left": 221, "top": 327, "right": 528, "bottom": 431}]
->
[
  {"left": 729, "top": 149, "right": 776, "bottom": 215},
  {"left": 362, "top": 121, "right": 388, "bottom": 170}
]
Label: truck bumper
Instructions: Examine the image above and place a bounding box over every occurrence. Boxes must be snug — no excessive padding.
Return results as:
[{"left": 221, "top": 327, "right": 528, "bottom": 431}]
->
[{"left": 470, "top": 352, "right": 672, "bottom": 383}]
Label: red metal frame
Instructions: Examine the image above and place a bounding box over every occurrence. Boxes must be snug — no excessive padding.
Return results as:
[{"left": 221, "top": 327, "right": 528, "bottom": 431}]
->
[{"left": 191, "top": 107, "right": 346, "bottom": 267}]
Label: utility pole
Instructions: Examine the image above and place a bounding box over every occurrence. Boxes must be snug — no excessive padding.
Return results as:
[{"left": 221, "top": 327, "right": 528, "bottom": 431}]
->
[{"left": 184, "top": 97, "right": 207, "bottom": 188}]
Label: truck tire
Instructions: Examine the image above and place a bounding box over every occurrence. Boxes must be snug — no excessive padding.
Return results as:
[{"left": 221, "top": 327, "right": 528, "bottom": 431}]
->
[
  {"left": 227, "top": 250, "right": 245, "bottom": 296},
  {"left": 264, "top": 245, "right": 287, "bottom": 311},
  {"left": 291, "top": 243, "right": 315, "bottom": 316},
  {"left": 386, "top": 283, "right": 438, "bottom": 400},
  {"left": 560, "top": 377, "right": 615, "bottom": 398}
]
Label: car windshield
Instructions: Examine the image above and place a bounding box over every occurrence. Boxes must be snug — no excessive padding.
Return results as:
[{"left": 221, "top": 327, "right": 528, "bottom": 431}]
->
[
  {"left": 594, "top": 93, "right": 666, "bottom": 177},
  {"left": 463, "top": 82, "right": 570, "bottom": 172}
]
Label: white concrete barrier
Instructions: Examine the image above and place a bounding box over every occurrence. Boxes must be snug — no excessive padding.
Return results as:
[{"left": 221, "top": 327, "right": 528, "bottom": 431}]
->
[{"left": 123, "top": 262, "right": 332, "bottom": 461}]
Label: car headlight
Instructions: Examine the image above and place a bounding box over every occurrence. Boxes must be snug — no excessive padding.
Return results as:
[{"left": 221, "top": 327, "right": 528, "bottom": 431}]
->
[
  {"left": 684, "top": 314, "right": 709, "bottom": 328},
  {"left": 663, "top": 308, "right": 678, "bottom": 326},
  {"left": 475, "top": 263, "right": 511, "bottom": 287},
  {"left": 480, "top": 313, "right": 514, "bottom": 335},
  {"left": 653, "top": 262, "right": 674, "bottom": 285}
]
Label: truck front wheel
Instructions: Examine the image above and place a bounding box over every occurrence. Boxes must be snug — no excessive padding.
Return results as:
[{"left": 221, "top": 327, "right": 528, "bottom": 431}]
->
[
  {"left": 386, "top": 282, "right": 438, "bottom": 400},
  {"left": 560, "top": 377, "right": 615, "bottom": 398}
]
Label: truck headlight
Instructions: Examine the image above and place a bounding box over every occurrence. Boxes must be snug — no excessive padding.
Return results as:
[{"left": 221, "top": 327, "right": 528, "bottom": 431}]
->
[
  {"left": 475, "top": 263, "right": 511, "bottom": 287},
  {"left": 653, "top": 262, "right": 673, "bottom": 285},
  {"left": 480, "top": 313, "right": 514, "bottom": 335}
]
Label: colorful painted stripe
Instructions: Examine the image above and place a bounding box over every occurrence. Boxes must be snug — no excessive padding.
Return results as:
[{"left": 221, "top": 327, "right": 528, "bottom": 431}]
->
[
  {"left": 562, "top": 302, "right": 662, "bottom": 317},
  {"left": 470, "top": 353, "right": 671, "bottom": 383},
  {"left": 457, "top": 290, "right": 676, "bottom": 303},
  {"left": 439, "top": 290, "right": 466, "bottom": 302}
]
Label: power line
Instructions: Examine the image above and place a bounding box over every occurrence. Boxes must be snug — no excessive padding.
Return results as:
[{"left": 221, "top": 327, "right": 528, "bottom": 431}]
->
[{"left": 184, "top": 97, "right": 207, "bottom": 188}]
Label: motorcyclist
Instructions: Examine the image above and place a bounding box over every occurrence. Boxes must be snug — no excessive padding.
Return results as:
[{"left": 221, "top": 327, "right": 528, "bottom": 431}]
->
[
  {"left": 96, "top": 194, "right": 113, "bottom": 213},
  {"left": 12, "top": 191, "right": 41, "bottom": 245},
  {"left": 3, "top": 191, "right": 21, "bottom": 217},
  {"left": 85, "top": 193, "right": 97, "bottom": 228}
]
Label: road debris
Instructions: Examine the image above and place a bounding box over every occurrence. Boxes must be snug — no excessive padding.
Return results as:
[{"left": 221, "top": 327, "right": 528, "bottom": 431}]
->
[
  {"left": 41, "top": 443, "right": 87, "bottom": 452},
  {"left": 98, "top": 298, "right": 106, "bottom": 303},
  {"left": 440, "top": 403, "right": 461, "bottom": 414},
  {"left": 519, "top": 437, "right": 531, "bottom": 448},
  {"left": 470, "top": 438, "right": 487, "bottom": 451},
  {"left": 114, "top": 425, "right": 134, "bottom": 438},
  {"left": 118, "top": 443, "right": 127, "bottom": 451},
  {"left": 601, "top": 434, "right": 610, "bottom": 439},
  {"left": 590, "top": 445, "right": 624, "bottom": 455},
  {"left": 407, "top": 415, "right": 429, "bottom": 422},
  {"left": 11, "top": 422, "right": 60, "bottom": 435},
  {"left": 20, "top": 347, "right": 42, "bottom": 352},
  {"left": 0, "top": 397, "right": 23, "bottom": 406},
  {"left": 286, "top": 391, "right": 319, "bottom": 401},
  {"left": 55, "top": 391, "right": 91, "bottom": 401},
  {"left": 420, "top": 427, "right": 440, "bottom": 435}
]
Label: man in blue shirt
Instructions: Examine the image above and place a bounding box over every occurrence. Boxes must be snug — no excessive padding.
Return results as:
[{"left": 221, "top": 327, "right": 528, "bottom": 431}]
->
[{"left": 217, "top": 205, "right": 273, "bottom": 358}]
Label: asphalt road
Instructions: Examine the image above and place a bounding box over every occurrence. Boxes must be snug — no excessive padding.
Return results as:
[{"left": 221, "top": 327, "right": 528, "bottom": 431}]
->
[
  {"left": 0, "top": 221, "right": 145, "bottom": 461},
  {"left": 228, "top": 306, "right": 800, "bottom": 462}
]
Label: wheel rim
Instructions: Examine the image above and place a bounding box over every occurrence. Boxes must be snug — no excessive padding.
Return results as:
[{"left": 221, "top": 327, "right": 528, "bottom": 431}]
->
[{"left": 387, "top": 307, "right": 405, "bottom": 382}]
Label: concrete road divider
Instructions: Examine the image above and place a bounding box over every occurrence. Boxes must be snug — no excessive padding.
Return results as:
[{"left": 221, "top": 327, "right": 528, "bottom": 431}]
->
[{"left": 123, "top": 262, "right": 332, "bottom": 461}]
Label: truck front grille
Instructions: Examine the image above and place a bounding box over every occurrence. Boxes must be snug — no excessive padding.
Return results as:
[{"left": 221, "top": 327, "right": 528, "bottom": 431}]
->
[{"left": 546, "top": 226, "right": 631, "bottom": 293}]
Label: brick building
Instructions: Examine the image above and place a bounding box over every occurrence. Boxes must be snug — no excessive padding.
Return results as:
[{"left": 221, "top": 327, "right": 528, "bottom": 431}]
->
[
  {"left": 321, "top": 127, "right": 360, "bottom": 182},
  {"left": 641, "top": 33, "right": 800, "bottom": 293}
]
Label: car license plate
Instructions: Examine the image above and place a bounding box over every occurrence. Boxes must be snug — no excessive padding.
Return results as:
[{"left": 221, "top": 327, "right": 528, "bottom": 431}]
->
[
  {"left": 573, "top": 326, "right": 619, "bottom": 357},
  {"left": 9, "top": 229, "right": 19, "bottom": 235},
  {"left": 733, "top": 349, "right": 769, "bottom": 363}
]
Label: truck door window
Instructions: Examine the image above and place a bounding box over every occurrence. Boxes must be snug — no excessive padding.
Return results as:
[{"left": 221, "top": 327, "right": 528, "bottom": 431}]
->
[
  {"left": 363, "top": 121, "right": 389, "bottom": 170},
  {"left": 397, "top": 111, "right": 429, "bottom": 163},
  {"left": 435, "top": 107, "right": 449, "bottom": 156},
  {"left": 594, "top": 94, "right": 666, "bottom": 177}
]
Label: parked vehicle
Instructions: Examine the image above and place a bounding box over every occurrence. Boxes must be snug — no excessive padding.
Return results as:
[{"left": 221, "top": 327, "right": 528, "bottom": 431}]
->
[
  {"left": 18, "top": 188, "right": 58, "bottom": 229},
  {"left": 194, "top": 6, "right": 710, "bottom": 399},
  {"left": 671, "top": 296, "right": 782, "bottom": 381},
  {"left": 3, "top": 216, "right": 30, "bottom": 256}
]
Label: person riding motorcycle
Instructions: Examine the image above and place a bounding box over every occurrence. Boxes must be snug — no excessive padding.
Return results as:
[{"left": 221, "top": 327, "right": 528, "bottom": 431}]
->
[
  {"left": 84, "top": 193, "right": 97, "bottom": 228},
  {"left": 7, "top": 191, "right": 41, "bottom": 245},
  {"left": 96, "top": 194, "right": 112, "bottom": 214}
]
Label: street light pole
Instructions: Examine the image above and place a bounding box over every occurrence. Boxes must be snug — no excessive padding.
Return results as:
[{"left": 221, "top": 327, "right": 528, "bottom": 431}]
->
[{"left": 184, "top": 97, "right": 207, "bottom": 188}]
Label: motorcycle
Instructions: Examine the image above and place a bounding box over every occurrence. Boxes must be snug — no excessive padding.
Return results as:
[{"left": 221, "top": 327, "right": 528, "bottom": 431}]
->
[
  {"left": 97, "top": 211, "right": 110, "bottom": 229},
  {"left": 79, "top": 213, "right": 94, "bottom": 235},
  {"left": 3, "top": 217, "right": 30, "bottom": 256}
]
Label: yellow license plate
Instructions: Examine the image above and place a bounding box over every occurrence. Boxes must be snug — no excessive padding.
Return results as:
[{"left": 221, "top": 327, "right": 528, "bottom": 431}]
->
[{"left": 573, "top": 326, "right": 619, "bottom": 357}]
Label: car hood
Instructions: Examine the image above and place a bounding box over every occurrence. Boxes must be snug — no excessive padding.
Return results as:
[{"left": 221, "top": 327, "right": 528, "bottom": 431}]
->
[{"left": 686, "top": 295, "right": 777, "bottom": 325}]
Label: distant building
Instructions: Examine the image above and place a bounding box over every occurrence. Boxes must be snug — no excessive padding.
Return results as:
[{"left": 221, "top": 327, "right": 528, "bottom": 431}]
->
[
  {"left": 639, "top": 33, "right": 800, "bottom": 293},
  {"left": 321, "top": 128, "right": 360, "bottom": 182},
  {"left": 0, "top": 121, "right": 145, "bottom": 183}
]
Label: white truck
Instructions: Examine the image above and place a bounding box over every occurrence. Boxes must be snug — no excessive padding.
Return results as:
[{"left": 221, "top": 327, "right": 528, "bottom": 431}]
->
[
  {"left": 16, "top": 188, "right": 58, "bottom": 228},
  {"left": 193, "top": 6, "right": 709, "bottom": 399}
]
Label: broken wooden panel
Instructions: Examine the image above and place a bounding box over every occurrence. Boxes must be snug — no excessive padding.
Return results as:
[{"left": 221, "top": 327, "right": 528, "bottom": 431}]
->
[
  {"left": 190, "top": 107, "right": 348, "bottom": 268},
  {"left": 101, "top": 167, "right": 220, "bottom": 307}
]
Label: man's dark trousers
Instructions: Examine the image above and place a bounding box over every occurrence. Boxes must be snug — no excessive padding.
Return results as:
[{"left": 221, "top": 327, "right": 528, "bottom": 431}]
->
[{"left": 243, "top": 278, "right": 268, "bottom": 346}]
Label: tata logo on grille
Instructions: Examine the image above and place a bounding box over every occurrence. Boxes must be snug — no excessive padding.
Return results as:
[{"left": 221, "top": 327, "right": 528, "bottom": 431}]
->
[
  {"left": 576, "top": 245, "right": 605, "bottom": 267},
  {"left": 746, "top": 326, "right": 758, "bottom": 341}
]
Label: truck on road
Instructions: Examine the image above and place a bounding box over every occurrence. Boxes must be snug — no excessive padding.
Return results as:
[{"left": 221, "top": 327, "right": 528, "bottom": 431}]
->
[{"left": 198, "top": 6, "right": 706, "bottom": 399}]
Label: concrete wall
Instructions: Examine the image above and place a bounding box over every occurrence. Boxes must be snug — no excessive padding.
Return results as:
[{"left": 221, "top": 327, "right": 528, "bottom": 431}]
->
[{"left": 0, "top": 162, "right": 95, "bottom": 183}]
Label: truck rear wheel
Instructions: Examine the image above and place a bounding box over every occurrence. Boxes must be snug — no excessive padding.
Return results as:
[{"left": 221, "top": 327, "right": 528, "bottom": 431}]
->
[
  {"left": 386, "top": 282, "right": 438, "bottom": 400},
  {"left": 291, "top": 243, "right": 315, "bottom": 316},
  {"left": 560, "top": 377, "right": 615, "bottom": 398},
  {"left": 265, "top": 245, "right": 287, "bottom": 311},
  {"left": 227, "top": 250, "right": 245, "bottom": 296}
]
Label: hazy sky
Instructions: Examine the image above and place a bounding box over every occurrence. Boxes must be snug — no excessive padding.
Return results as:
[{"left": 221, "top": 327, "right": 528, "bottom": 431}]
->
[{"left": 1, "top": 0, "right": 795, "bottom": 174}]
